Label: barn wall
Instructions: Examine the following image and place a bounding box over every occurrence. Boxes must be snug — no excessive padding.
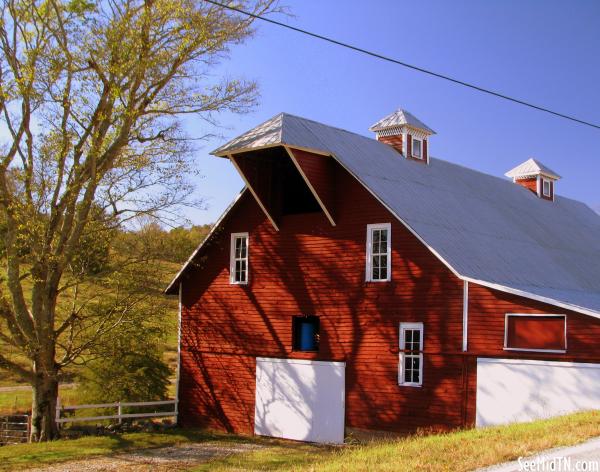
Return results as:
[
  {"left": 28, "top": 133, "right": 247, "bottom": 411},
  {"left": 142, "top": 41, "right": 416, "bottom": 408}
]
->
[
  {"left": 464, "top": 283, "right": 600, "bottom": 425},
  {"left": 179, "top": 152, "right": 467, "bottom": 434},
  {"left": 467, "top": 283, "right": 600, "bottom": 359},
  {"left": 178, "top": 149, "right": 600, "bottom": 436}
]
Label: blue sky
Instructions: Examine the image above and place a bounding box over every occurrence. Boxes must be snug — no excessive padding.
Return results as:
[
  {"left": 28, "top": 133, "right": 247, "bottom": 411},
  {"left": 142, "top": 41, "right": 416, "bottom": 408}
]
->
[{"left": 186, "top": 0, "right": 600, "bottom": 225}]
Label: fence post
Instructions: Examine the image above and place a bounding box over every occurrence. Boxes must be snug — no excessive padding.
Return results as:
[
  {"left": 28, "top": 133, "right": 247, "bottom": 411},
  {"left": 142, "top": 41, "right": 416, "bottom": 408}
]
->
[
  {"left": 117, "top": 402, "right": 122, "bottom": 425},
  {"left": 55, "top": 396, "right": 61, "bottom": 431}
]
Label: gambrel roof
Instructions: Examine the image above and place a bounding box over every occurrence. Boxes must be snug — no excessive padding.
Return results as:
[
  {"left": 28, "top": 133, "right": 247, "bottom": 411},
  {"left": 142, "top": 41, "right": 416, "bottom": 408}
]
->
[{"left": 169, "top": 113, "right": 600, "bottom": 318}]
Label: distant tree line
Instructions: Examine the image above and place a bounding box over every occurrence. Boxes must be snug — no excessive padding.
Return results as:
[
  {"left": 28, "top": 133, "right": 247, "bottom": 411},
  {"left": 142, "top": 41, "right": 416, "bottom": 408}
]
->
[{"left": 118, "top": 222, "right": 212, "bottom": 265}]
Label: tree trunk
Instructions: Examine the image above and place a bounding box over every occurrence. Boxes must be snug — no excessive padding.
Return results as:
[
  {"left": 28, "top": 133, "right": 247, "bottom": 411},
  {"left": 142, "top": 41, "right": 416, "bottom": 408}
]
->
[{"left": 30, "top": 364, "right": 59, "bottom": 442}]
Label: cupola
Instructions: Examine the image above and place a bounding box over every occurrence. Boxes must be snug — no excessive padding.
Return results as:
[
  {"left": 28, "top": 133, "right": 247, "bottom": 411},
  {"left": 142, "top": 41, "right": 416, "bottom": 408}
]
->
[
  {"left": 505, "top": 158, "right": 561, "bottom": 201},
  {"left": 369, "top": 109, "right": 435, "bottom": 163}
]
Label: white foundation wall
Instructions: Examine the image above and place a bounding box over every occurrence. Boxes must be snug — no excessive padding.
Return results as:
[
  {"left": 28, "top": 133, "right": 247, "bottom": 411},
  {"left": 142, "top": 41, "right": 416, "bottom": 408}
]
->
[{"left": 476, "top": 357, "right": 600, "bottom": 427}]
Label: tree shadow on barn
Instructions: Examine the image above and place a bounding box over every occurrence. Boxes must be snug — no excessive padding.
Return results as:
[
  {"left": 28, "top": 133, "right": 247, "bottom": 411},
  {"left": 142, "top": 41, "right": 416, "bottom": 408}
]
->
[{"left": 176, "top": 155, "right": 474, "bottom": 439}]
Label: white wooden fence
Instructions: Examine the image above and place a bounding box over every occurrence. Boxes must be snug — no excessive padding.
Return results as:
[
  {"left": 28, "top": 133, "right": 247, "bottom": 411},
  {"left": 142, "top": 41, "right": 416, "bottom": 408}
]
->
[
  {"left": 55, "top": 399, "right": 178, "bottom": 425},
  {"left": 0, "top": 415, "right": 30, "bottom": 444}
]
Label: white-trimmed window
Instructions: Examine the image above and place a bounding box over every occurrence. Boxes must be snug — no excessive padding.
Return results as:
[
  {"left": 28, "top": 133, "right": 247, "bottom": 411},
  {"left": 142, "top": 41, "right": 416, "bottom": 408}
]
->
[
  {"left": 399, "top": 322, "right": 423, "bottom": 387},
  {"left": 542, "top": 178, "right": 551, "bottom": 197},
  {"left": 412, "top": 138, "right": 422, "bottom": 159},
  {"left": 366, "top": 223, "right": 391, "bottom": 282},
  {"left": 230, "top": 232, "right": 249, "bottom": 284}
]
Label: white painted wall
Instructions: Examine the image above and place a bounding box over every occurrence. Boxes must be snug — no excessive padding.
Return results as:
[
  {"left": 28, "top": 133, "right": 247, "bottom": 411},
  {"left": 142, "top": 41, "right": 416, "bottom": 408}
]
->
[
  {"left": 476, "top": 358, "right": 600, "bottom": 427},
  {"left": 254, "top": 357, "right": 345, "bottom": 444}
]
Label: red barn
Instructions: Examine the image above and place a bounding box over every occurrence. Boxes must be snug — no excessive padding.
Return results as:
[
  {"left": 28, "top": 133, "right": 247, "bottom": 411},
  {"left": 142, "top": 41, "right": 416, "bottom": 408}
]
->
[{"left": 165, "top": 109, "right": 600, "bottom": 443}]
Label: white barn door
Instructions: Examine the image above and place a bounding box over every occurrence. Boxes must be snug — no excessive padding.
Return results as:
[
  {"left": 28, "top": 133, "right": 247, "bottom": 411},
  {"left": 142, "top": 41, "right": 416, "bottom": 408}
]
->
[
  {"left": 254, "top": 357, "right": 345, "bottom": 444},
  {"left": 476, "top": 358, "right": 600, "bottom": 427}
]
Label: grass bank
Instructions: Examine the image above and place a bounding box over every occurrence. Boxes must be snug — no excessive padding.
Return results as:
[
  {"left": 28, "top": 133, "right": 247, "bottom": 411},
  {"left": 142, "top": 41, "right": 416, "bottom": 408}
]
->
[
  {"left": 198, "top": 411, "right": 600, "bottom": 471},
  {"left": 1, "top": 412, "right": 599, "bottom": 471}
]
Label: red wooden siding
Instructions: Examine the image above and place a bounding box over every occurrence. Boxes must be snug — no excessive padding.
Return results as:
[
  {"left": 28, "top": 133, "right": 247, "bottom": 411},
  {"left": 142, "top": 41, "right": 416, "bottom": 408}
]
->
[
  {"left": 423, "top": 139, "right": 428, "bottom": 162},
  {"left": 515, "top": 177, "right": 538, "bottom": 194},
  {"left": 179, "top": 154, "right": 467, "bottom": 434},
  {"left": 467, "top": 283, "right": 600, "bottom": 361},
  {"left": 288, "top": 148, "right": 336, "bottom": 224},
  {"left": 505, "top": 315, "right": 565, "bottom": 351},
  {"left": 377, "top": 134, "right": 403, "bottom": 154}
]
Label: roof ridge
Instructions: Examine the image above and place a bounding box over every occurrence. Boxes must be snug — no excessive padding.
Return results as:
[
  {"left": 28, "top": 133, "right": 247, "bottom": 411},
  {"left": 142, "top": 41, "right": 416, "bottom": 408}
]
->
[
  {"left": 284, "top": 113, "right": 572, "bottom": 199},
  {"left": 280, "top": 112, "right": 373, "bottom": 139}
]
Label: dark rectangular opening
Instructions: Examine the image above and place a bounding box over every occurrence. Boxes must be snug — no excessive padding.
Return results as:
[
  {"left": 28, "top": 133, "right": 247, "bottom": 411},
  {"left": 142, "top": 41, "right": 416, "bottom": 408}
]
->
[
  {"left": 279, "top": 153, "right": 321, "bottom": 215},
  {"left": 235, "top": 147, "right": 321, "bottom": 218},
  {"left": 292, "top": 315, "right": 320, "bottom": 352}
]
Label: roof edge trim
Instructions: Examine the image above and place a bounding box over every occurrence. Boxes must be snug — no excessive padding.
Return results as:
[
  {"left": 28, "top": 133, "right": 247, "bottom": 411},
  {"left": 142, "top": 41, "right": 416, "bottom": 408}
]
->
[
  {"left": 462, "top": 277, "right": 600, "bottom": 319},
  {"left": 211, "top": 143, "right": 281, "bottom": 158},
  {"left": 212, "top": 143, "right": 331, "bottom": 158}
]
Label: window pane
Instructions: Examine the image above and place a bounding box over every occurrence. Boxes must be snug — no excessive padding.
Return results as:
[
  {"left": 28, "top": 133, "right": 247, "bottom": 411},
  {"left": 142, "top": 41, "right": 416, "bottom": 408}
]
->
[
  {"left": 412, "top": 359, "right": 420, "bottom": 383},
  {"left": 404, "top": 356, "right": 412, "bottom": 382},
  {"left": 413, "top": 140, "right": 422, "bottom": 157},
  {"left": 543, "top": 181, "right": 551, "bottom": 196},
  {"left": 379, "top": 229, "right": 387, "bottom": 246}
]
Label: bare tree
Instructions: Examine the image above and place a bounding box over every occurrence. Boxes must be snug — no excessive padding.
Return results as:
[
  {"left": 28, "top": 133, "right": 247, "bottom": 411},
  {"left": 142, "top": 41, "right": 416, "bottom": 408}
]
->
[{"left": 0, "top": 0, "right": 277, "bottom": 441}]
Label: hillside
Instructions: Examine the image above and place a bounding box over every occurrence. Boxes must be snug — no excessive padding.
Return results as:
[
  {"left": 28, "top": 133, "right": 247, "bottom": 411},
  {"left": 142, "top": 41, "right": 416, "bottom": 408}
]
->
[{"left": 0, "top": 224, "right": 210, "bottom": 412}]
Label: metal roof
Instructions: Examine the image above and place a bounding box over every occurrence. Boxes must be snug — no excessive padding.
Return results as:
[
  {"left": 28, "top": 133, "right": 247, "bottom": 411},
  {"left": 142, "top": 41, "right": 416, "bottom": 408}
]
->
[
  {"left": 175, "top": 113, "right": 600, "bottom": 317},
  {"left": 505, "top": 158, "right": 561, "bottom": 180},
  {"left": 368, "top": 109, "right": 436, "bottom": 134}
]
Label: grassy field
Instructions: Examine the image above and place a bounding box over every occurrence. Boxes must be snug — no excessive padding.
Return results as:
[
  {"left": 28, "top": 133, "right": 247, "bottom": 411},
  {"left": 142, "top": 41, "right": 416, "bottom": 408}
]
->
[
  {"left": 1, "top": 412, "right": 600, "bottom": 471},
  {"left": 0, "top": 385, "right": 81, "bottom": 416}
]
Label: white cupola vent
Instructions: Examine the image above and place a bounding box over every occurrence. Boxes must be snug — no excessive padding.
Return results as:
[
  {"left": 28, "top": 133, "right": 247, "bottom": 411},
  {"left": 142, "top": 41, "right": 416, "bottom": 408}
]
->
[
  {"left": 505, "top": 158, "right": 561, "bottom": 201},
  {"left": 369, "top": 109, "right": 435, "bottom": 164}
]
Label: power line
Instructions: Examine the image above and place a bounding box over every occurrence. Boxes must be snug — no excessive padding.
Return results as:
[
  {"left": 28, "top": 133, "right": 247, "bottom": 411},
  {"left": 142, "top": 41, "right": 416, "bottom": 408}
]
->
[{"left": 204, "top": 0, "right": 600, "bottom": 131}]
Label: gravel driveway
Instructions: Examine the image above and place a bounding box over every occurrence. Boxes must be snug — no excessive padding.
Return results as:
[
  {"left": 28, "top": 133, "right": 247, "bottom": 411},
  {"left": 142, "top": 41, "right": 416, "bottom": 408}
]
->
[{"left": 23, "top": 441, "right": 264, "bottom": 471}]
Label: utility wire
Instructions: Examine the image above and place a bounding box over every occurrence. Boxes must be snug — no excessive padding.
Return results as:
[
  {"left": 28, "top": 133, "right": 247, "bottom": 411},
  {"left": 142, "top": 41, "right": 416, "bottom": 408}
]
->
[{"left": 204, "top": 0, "right": 600, "bottom": 131}]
